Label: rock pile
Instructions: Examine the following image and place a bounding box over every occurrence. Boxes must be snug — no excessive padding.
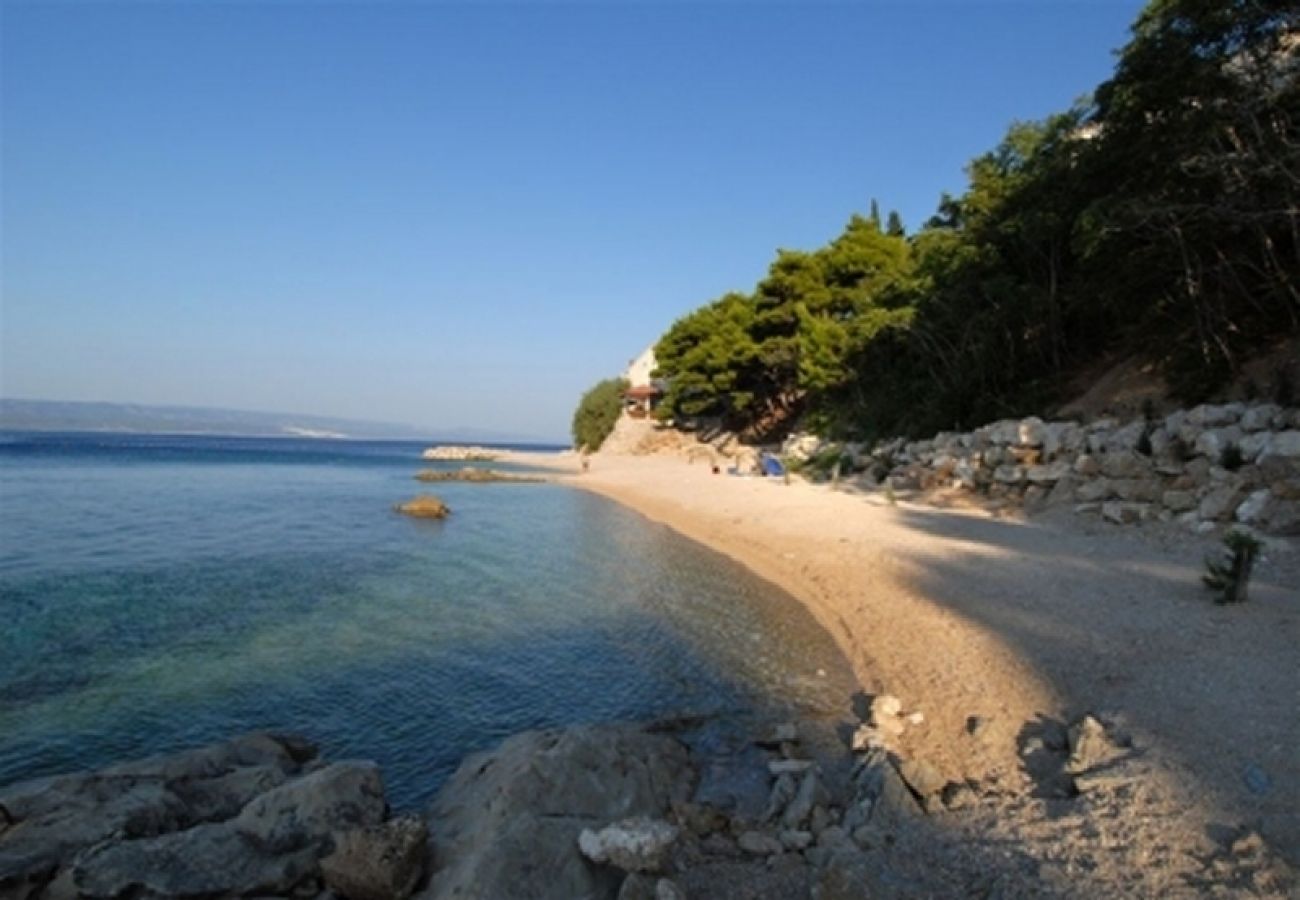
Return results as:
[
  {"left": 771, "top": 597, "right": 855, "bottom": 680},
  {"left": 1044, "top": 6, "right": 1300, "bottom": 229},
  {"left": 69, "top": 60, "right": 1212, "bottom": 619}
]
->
[
  {"left": 420, "top": 446, "right": 498, "bottom": 461},
  {"left": 0, "top": 734, "right": 425, "bottom": 900},
  {"left": 412, "top": 468, "right": 541, "bottom": 484},
  {"left": 783, "top": 402, "right": 1300, "bottom": 535}
]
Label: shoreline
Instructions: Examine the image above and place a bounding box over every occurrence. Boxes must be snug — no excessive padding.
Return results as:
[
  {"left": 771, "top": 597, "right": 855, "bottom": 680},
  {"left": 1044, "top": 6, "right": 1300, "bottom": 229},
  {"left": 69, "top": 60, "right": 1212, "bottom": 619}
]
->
[{"left": 509, "top": 448, "right": 1300, "bottom": 884}]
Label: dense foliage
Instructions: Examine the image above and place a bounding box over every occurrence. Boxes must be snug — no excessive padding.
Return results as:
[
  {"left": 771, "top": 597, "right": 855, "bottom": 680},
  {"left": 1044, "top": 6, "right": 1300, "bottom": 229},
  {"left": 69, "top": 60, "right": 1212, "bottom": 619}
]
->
[
  {"left": 653, "top": 0, "right": 1298, "bottom": 441},
  {"left": 571, "top": 378, "right": 629, "bottom": 451}
]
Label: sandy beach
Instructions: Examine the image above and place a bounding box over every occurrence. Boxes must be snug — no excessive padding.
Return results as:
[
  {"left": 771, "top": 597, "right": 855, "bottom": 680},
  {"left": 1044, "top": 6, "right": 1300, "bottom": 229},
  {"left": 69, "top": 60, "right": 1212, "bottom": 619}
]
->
[{"left": 510, "top": 448, "right": 1300, "bottom": 893}]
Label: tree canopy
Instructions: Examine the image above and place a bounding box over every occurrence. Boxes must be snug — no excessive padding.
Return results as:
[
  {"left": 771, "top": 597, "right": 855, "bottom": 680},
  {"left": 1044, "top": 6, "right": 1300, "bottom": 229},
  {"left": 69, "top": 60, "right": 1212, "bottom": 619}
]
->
[
  {"left": 650, "top": 0, "right": 1298, "bottom": 441},
  {"left": 571, "top": 378, "right": 628, "bottom": 451}
]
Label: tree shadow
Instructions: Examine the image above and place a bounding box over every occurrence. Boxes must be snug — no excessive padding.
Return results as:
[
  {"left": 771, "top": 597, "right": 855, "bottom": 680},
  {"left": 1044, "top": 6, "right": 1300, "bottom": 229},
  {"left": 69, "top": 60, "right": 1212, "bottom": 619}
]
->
[{"left": 886, "top": 504, "right": 1300, "bottom": 865}]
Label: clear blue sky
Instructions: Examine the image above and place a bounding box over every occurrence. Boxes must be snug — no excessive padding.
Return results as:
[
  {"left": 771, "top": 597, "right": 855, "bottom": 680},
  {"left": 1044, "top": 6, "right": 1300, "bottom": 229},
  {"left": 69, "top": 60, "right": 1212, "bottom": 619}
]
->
[{"left": 2, "top": 0, "right": 1145, "bottom": 441}]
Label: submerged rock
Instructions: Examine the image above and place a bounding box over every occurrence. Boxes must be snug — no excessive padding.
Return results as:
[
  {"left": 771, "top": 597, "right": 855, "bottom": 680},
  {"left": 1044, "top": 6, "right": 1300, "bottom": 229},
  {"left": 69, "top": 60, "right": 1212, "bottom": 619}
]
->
[{"left": 394, "top": 494, "right": 450, "bottom": 519}]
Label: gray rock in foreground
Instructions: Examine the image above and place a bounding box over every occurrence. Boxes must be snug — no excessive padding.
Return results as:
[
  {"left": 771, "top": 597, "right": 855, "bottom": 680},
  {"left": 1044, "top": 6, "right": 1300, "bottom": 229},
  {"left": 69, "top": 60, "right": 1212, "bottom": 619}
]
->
[
  {"left": 419, "top": 724, "right": 694, "bottom": 900},
  {"left": 0, "top": 734, "right": 419, "bottom": 900}
]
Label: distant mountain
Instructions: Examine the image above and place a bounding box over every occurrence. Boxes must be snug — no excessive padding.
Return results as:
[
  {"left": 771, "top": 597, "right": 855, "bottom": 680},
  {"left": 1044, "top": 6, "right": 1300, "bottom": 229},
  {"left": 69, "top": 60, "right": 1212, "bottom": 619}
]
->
[{"left": 0, "top": 399, "right": 551, "bottom": 444}]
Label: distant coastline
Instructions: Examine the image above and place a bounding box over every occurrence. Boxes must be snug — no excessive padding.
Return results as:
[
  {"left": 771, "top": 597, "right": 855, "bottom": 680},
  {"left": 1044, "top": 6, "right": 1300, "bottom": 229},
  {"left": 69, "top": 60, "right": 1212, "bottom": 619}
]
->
[{"left": 0, "top": 398, "right": 559, "bottom": 445}]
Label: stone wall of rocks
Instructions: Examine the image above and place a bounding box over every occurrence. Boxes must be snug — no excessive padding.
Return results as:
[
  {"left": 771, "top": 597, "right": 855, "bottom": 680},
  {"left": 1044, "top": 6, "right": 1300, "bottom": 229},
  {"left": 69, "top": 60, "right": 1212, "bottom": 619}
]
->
[{"left": 782, "top": 402, "right": 1300, "bottom": 535}]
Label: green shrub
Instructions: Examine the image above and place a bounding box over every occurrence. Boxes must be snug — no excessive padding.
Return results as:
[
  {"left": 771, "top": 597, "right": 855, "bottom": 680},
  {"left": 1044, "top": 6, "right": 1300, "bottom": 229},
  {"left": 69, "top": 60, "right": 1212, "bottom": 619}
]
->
[{"left": 571, "top": 378, "right": 629, "bottom": 452}]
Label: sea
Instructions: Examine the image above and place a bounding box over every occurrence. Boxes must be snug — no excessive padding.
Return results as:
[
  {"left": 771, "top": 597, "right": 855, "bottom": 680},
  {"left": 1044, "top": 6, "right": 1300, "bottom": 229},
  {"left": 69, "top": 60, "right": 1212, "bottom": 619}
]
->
[{"left": 0, "top": 432, "right": 853, "bottom": 809}]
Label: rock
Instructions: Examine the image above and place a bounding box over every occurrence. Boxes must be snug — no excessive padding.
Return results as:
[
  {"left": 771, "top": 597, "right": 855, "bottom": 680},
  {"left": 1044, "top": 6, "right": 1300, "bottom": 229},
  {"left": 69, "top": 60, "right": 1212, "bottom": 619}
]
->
[
  {"left": 1065, "top": 716, "right": 1115, "bottom": 775},
  {"left": 814, "top": 849, "right": 913, "bottom": 900},
  {"left": 1188, "top": 403, "right": 1242, "bottom": 427},
  {"left": 1231, "top": 831, "right": 1266, "bottom": 858},
  {"left": 236, "top": 761, "right": 387, "bottom": 854},
  {"left": 0, "top": 733, "right": 315, "bottom": 891},
  {"left": 670, "top": 800, "right": 725, "bottom": 837},
  {"left": 421, "top": 446, "right": 497, "bottom": 461},
  {"left": 1102, "top": 501, "right": 1148, "bottom": 524},
  {"left": 767, "top": 759, "right": 813, "bottom": 777},
  {"left": 1074, "top": 454, "right": 1102, "bottom": 477},
  {"left": 1075, "top": 479, "right": 1114, "bottom": 502},
  {"left": 1104, "top": 420, "right": 1147, "bottom": 454},
  {"left": 1161, "top": 490, "right": 1197, "bottom": 513},
  {"left": 655, "top": 878, "right": 686, "bottom": 900},
  {"left": 320, "top": 815, "right": 428, "bottom": 900},
  {"left": 756, "top": 723, "right": 798, "bottom": 747},
  {"left": 1241, "top": 405, "right": 1281, "bottom": 431},
  {"left": 424, "top": 724, "right": 692, "bottom": 900},
  {"left": 992, "top": 464, "right": 1024, "bottom": 484},
  {"left": 779, "top": 829, "right": 813, "bottom": 851},
  {"left": 1195, "top": 426, "right": 1243, "bottom": 461},
  {"left": 1239, "top": 432, "right": 1270, "bottom": 463},
  {"left": 616, "top": 873, "right": 656, "bottom": 900},
  {"left": 73, "top": 819, "right": 318, "bottom": 899},
  {"left": 896, "top": 759, "right": 944, "bottom": 802},
  {"left": 1260, "top": 430, "right": 1300, "bottom": 460},
  {"left": 762, "top": 774, "right": 797, "bottom": 824},
  {"left": 1042, "top": 422, "right": 1084, "bottom": 458},
  {"left": 394, "top": 495, "right": 450, "bottom": 519},
  {"left": 849, "top": 752, "right": 920, "bottom": 833},
  {"left": 1017, "top": 417, "right": 1047, "bottom": 447},
  {"left": 1113, "top": 478, "right": 1161, "bottom": 502},
  {"left": 870, "top": 694, "right": 902, "bottom": 720},
  {"left": 1199, "top": 486, "right": 1244, "bottom": 522},
  {"left": 1235, "top": 489, "right": 1273, "bottom": 524},
  {"left": 1100, "top": 450, "right": 1149, "bottom": 479},
  {"left": 1262, "top": 499, "right": 1300, "bottom": 534},
  {"left": 940, "top": 781, "right": 978, "bottom": 811},
  {"left": 1026, "top": 462, "right": 1070, "bottom": 484},
  {"left": 849, "top": 726, "right": 884, "bottom": 753},
  {"left": 578, "top": 817, "right": 679, "bottom": 874},
  {"left": 413, "top": 468, "right": 541, "bottom": 484},
  {"left": 780, "top": 770, "right": 823, "bottom": 830},
  {"left": 808, "top": 804, "right": 832, "bottom": 837},
  {"left": 816, "top": 825, "right": 849, "bottom": 849},
  {"left": 737, "top": 831, "right": 783, "bottom": 856}
]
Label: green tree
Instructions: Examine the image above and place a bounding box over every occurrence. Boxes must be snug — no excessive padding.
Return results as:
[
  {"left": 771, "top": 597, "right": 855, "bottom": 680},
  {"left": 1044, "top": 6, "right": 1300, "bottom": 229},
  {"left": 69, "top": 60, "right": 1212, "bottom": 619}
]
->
[{"left": 571, "top": 378, "right": 628, "bottom": 451}]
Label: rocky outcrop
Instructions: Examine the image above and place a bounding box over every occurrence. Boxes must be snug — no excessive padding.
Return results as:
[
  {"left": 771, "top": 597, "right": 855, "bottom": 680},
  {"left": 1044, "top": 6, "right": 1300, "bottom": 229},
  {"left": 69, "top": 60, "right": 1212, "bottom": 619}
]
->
[
  {"left": 394, "top": 495, "right": 450, "bottom": 519},
  {"left": 413, "top": 468, "right": 541, "bottom": 484},
  {"left": 0, "top": 734, "right": 422, "bottom": 900},
  {"left": 420, "top": 446, "right": 498, "bottom": 461},
  {"left": 419, "top": 724, "right": 694, "bottom": 900},
  {"left": 783, "top": 401, "right": 1300, "bottom": 535}
]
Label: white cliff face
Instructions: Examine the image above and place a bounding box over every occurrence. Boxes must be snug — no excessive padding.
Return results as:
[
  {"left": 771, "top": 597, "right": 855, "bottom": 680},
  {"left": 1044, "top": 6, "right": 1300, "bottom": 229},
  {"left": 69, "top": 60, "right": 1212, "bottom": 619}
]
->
[{"left": 624, "top": 346, "right": 658, "bottom": 388}]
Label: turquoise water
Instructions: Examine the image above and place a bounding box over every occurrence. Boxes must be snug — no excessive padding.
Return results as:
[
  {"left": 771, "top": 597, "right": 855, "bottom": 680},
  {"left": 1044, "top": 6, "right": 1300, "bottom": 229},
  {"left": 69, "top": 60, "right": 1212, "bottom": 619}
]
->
[{"left": 0, "top": 432, "right": 853, "bottom": 809}]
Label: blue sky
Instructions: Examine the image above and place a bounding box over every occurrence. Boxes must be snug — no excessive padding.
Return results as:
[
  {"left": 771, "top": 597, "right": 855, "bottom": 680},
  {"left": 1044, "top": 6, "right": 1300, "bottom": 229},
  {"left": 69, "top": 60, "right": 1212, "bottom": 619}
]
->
[{"left": 2, "top": 0, "right": 1145, "bottom": 441}]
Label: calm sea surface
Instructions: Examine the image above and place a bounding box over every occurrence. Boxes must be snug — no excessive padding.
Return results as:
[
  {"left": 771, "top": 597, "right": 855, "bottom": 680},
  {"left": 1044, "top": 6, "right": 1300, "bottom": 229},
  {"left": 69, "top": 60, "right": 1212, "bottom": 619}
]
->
[{"left": 0, "top": 432, "right": 854, "bottom": 809}]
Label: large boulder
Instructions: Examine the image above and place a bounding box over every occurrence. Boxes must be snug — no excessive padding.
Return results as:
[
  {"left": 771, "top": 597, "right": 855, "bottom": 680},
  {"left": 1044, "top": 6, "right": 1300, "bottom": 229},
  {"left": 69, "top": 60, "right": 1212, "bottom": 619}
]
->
[
  {"left": 421, "top": 724, "right": 694, "bottom": 900},
  {"left": 321, "top": 815, "right": 429, "bottom": 900},
  {"left": 0, "top": 734, "right": 312, "bottom": 893}
]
